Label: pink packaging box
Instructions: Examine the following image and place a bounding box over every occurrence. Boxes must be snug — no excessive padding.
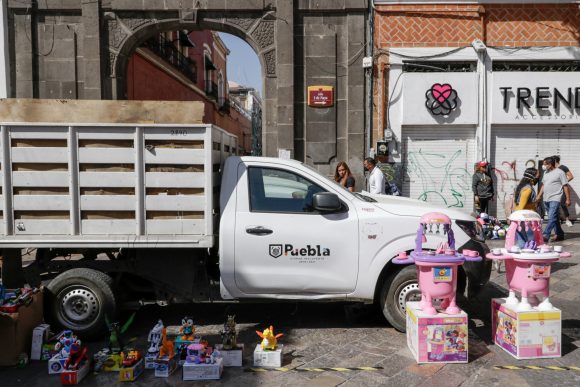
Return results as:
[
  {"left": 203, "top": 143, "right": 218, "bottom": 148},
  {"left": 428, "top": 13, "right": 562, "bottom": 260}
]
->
[
  {"left": 492, "top": 298, "right": 561, "bottom": 359},
  {"left": 406, "top": 301, "right": 468, "bottom": 364}
]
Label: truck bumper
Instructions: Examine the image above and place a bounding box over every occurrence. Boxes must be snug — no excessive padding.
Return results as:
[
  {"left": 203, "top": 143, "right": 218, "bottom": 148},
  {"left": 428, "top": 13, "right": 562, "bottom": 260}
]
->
[{"left": 459, "top": 239, "right": 491, "bottom": 298}]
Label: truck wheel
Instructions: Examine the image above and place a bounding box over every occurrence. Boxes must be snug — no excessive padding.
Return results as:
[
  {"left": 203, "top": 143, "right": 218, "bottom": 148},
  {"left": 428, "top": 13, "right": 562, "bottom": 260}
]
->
[
  {"left": 46, "top": 268, "right": 116, "bottom": 339},
  {"left": 379, "top": 265, "right": 420, "bottom": 332}
]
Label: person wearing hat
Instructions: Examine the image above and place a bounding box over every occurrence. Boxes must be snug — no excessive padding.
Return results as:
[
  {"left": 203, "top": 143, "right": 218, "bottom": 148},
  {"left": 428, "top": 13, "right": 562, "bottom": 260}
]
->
[{"left": 472, "top": 160, "right": 494, "bottom": 215}]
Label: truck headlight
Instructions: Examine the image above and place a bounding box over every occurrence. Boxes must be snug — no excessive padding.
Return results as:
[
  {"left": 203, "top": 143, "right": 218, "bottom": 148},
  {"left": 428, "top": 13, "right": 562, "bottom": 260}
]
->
[{"left": 456, "top": 220, "right": 485, "bottom": 242}]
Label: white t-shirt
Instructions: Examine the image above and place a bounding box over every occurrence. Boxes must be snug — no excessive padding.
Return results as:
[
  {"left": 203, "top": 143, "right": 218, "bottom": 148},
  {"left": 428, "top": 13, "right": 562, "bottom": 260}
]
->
[{"left": 367, "top": 167, "right": 386, "bottom": 194}]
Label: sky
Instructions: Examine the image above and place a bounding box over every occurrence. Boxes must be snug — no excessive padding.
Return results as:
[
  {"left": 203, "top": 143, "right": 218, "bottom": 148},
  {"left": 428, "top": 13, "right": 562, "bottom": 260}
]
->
[{"left": 219, "top": 33, "right": 262, "bottom": 96}]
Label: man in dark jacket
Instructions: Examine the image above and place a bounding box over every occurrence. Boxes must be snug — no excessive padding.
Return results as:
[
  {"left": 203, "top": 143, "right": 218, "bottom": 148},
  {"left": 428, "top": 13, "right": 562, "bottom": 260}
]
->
[{"left": 472, "top": 161, "right": 494, "bottom": 214}]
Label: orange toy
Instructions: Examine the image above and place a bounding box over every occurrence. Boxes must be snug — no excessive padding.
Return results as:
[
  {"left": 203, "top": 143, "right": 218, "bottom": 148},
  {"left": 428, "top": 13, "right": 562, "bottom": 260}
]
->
[{"left": 158, "top": 327, "right": 174, "bottom": 359}]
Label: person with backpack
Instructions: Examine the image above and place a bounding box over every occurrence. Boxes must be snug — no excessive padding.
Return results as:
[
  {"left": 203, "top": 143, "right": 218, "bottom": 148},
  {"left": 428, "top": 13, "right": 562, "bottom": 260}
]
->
[{"left": 513, "top": 168, "right": 539, "bottom": 211}]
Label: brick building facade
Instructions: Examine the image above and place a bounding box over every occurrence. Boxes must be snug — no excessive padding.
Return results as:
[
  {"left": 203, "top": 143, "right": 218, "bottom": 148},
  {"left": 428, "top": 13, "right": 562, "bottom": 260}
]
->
[
  {"left": 126, "top": 30, "right": 252, "bottom": 154},
  {"left": 373, "top": 1, "right": 580, "bottom": 218}
]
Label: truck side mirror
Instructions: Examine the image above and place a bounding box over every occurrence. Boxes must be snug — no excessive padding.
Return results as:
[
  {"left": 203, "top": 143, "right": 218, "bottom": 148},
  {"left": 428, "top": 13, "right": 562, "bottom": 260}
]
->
[{"left": 312, "top": 192, "right": 342, "bottom": 213}]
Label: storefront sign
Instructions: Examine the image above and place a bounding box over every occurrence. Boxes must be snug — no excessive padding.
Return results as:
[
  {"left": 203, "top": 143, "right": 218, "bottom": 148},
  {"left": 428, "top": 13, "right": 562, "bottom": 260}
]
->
[
  {"left": 492, "top": 72, "right": 580, "bottom": 124},
  {"left": 401, "top": 73, "right": 478, "bottom": 125},
  {"left": 307, "top": 86, "right": 334, "bottom": 107},
  {"left": 425, "top": 83, "right": 458, "bottom": 115}
]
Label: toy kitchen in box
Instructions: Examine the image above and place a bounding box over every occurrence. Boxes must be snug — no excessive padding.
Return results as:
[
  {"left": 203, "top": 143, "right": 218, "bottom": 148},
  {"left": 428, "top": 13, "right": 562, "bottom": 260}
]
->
[
  {"left": 183, "top": 358, "right": 223, "bottom": 381},
  {"left": 492, "top": 298, "right": 561, "bottom": 359},
  {"left": 215, "top": 344, "right": 243, "bottom": 367},
  {"left": 406, "top": 301, "right": 468, "bottom": 364}
]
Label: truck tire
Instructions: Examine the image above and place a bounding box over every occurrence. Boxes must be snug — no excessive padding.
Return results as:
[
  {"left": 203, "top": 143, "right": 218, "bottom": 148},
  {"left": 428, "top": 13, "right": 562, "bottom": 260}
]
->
[
  {"left": 46, "top": 268, "right": 116, "bottom": 339},
  {"left": 379, "top": 265, "right": 420, "bottom": 332}
]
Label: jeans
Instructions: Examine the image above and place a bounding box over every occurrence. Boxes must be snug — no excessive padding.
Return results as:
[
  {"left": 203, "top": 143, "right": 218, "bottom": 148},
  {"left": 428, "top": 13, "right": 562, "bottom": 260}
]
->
[{"left": 544, "top": 201, "right": 564, "bottom": 239}]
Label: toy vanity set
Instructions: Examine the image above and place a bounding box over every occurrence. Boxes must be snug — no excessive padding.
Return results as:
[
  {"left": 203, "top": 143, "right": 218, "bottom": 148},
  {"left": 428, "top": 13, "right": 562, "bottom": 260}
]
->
[
  {"left": 486, "top": 210, "right": 570, "bottom": 359},
  {"left": 394, "top": 212, "right": 481, "bottom": 364},
  {"left": 397, "top": 210, "right": 571, "bottom": 363}
]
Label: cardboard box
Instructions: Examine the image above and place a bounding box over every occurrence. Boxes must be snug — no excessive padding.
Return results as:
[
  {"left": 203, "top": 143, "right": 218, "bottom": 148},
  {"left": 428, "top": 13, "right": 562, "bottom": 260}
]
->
[
  {"left": 144, "top": 353, "right": 158, "bottom": 370},
  {"left": 155, "top": 355, "right": 178, "bottom": 378},
  {"left": 492, "top": 298, "right": 561, "bottom": 359},
  {"left": 31, "top": 324, "right": 50, "bottom": 360},
  {"left": 182, "top": 358, "right": 223, "bottom": 381},
  {"left": 253, "top": 344, "right": 283, "bottom": 368},
  {"left": 119, "top": 358, "right": 145, "bottom": 382},
  {"left": 60, "top": 360, "right": 91, "bottom": 385},
  {"left": 406, "top": 301, "right": 468, "bottom": 364},
  {"left": 215, "top": 344, "right": 244, "bottom": 367},
  {"left": 48, "top": 354, "right": 67, "bottom": 374},
  {"left": 0, "top": 291, "right": 43, "bottom": 366}
]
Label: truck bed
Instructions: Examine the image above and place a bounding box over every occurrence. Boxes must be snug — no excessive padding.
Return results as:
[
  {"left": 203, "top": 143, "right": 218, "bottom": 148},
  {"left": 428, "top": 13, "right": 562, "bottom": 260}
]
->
[{"left": 0, "top": 122, "right": 236, "bottom": 248}]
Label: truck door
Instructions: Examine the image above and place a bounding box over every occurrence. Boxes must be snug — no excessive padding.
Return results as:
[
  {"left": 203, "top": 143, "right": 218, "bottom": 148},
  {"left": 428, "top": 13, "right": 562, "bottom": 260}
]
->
[{"left": 234, "top": 163, "right": 359, "bottom": 294}]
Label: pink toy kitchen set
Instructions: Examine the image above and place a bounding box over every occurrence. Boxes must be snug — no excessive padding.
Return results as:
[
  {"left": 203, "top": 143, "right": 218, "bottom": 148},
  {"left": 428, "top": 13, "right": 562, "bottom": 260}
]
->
[
  {"left": 394, "top": 212, "right": 482, "bottom": 315},
  {"left": 486, "top": 210, "right": 571, "bottom": 312}
]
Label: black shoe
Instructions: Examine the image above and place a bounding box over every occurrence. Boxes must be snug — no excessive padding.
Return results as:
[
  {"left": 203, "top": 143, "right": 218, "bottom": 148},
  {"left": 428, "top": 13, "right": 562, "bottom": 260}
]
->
[{"left": 550, "top": 235, "right": 565, "bottom": 242}]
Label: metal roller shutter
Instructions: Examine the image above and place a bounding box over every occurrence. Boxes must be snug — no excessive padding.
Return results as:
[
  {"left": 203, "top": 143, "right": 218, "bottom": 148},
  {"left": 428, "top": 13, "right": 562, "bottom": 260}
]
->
[
  {"left": 402, "top": 126, "right": 476, "bottom": 214},
  {"left": 491, "top": 126, "right": 580, "bottom": 220}
]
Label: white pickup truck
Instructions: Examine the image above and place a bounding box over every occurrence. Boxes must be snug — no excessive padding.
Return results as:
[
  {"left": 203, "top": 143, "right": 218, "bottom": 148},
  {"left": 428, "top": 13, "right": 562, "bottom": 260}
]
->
[{"left": 0, "top": 100, "right": 490, "bottom": 336}]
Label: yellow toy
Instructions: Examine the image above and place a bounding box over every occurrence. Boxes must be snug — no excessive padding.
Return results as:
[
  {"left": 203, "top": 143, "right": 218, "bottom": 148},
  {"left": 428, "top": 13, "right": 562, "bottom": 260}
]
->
[
  {"left": 256, "top": 326, "right": 283, "bottom": 351},
  {"left": 158, "top": 327, "right": 175, "bottom": 359}
]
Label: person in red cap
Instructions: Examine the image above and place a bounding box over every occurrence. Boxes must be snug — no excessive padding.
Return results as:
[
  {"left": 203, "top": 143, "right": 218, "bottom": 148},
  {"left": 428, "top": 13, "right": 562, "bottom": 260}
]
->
[{"left": 472, "top": 160, "right": 494, "bottom": 214}]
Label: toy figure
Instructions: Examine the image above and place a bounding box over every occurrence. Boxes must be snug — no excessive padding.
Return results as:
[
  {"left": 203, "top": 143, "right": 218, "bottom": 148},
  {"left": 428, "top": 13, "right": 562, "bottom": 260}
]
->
[
  {"left": 158, "top": 327, "right": 175, "bottom": 359},
  {"left": 180, "top": 316, "right": 196, "bottom": 341},
  {"left": 64, "top": 341, "right": 88, "bottom": 370},
  {"left": 428, "top": 327, "right": 445, "bottom": 360},
  {"left": 147, "top": 319, "right": 164, "bottom": 355},
  {"left": 54, "top": 330, "right": 79, "bottom": 358},
  {"left": 256, "top": 326, "right": 283, "bottom": 351},
  {"left": 106, "top": 313, "right": 136, "bottom": 353},
  {"left": 186, "top": 343, "right": 207, "bottom": 364},
  {"left": 220, "top": 315, "right": 237, "bottom": 350},
  {"left": 121, "top": 350, "right": 141, "bottom": 367}
]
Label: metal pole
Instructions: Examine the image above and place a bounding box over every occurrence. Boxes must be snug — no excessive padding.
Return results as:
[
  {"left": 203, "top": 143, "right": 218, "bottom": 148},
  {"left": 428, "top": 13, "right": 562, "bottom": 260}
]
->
[
  {"left": 365, "top": 0, "right": 374, "bottom": 157},
  {"left": 0, "top": 0, "right": 10, "bottom": 98}
]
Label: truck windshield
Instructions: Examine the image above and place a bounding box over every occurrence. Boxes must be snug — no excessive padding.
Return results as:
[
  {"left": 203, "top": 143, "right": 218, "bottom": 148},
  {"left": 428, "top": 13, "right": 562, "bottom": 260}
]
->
[{"left": 300, "top": 162, "right": 374, "bottom": 202}]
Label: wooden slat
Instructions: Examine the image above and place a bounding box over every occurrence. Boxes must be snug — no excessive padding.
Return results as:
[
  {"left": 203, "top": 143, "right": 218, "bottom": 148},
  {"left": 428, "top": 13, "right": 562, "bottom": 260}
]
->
[
  {"left": 79, "top": 172, "right": 135, "bottom": 187},
  {"left": 145, "top": 195, "right": 204, "bottom": 212},
  {"left": 78, "top": 148, "right": 135, "bottom": 164},
  {"left": 146, "top": 220, "right": 205, "bottom": 235},
  {"left": 13, "top": 171, "right": 69, "bottom": 187},
  {"left": 13, "top": 220, "right": 70, "bottom": 234},
  {"left": 11, "top": 148, "right": 68, "bottom": 163},
  {"left": 81, "top": 220, "right": 136, "bottom": 235},
  {"left": 81, "top": 195, "right": 136, "bottom": 211},
  {"left": 9, "top": 126, "right": 68, "bottom": 139},
  {"left": 144, "top": 148, "right": 205, "bottom": 165},
  {"left": 13, "top": 195, "right": 70, "bottom": 211},
  {"left": 145, "top": 172, "right": 205, "bottom": 188}
]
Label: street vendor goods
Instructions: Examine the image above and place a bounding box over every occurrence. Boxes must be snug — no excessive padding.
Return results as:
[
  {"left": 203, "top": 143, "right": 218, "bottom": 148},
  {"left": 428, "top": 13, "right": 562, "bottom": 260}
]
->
[
  {"left": 256, "top": 325, "right": 283, "bottom": 351},
  {"left": 393, "top": 212, "right": 482, "bottom": 315}
]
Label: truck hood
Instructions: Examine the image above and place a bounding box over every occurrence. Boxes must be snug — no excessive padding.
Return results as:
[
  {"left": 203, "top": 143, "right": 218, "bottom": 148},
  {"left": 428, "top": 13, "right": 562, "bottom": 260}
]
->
[{"left": 361, "top": 192, "right": 475, "bottom": 222}]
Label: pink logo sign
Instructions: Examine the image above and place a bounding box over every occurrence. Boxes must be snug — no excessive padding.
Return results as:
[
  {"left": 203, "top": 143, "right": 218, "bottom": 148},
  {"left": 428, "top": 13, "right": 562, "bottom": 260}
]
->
[{"left": 425, "top": 83, "right": 458, "bottom": 115}]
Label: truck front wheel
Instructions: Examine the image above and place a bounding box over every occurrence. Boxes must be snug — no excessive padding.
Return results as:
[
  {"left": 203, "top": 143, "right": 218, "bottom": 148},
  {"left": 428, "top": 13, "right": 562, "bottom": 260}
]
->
[
  {"left": 379, "top": 265, "right": 420, "bottom": 332},
  {"left": 46, "top": 268, "right": 116, "bottom": 339}
]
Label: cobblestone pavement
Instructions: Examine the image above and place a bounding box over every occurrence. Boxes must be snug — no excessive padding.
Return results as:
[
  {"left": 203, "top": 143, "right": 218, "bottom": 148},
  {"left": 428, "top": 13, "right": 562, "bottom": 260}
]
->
[{"left": 3, "top": 228, "right": 580, "bottom": 386}]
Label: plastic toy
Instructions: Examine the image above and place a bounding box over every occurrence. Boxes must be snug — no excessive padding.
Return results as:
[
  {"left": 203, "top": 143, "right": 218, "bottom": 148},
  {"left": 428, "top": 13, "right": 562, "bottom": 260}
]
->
[
  {"left": 158, "top": 327, "right": 175, "bottom": 359},
  {"left": 121, "top": 350, "right": 142, "bottom": 367},
  {"left": 106, "top": 313, "right": 135, "bottom": 353},
  {"left": 54, "top": 330, "right": 80, "bottom": 359},
  {"left": 256, "top": 326, "right": 283, "bottom": 351},
  {"left": 393, "top": 212, "right": 482, "bottom": 315},
  {"left": 186, "top": 343, "right": 208, "bottom": 364},
  {"left": 63, "top": 342, "right": 88, "bottom": 371},
  {"left": 180, "top": 316, "right": 196, "bottom": 341},
  {"left": 219, "top": 315, "right": 238, "bottom": 350},
  {"left": 147, "top": 320, "right": 164, "bottom": 355},
  {"left": 486, "top": 210, "right": 572, "bottom": 312}
]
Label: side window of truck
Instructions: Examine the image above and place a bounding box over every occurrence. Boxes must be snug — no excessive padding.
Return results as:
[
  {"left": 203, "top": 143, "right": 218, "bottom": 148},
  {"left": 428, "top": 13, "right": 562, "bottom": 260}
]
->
[{"left": 248, "top": 167, "right": 326, "bottom": 213}]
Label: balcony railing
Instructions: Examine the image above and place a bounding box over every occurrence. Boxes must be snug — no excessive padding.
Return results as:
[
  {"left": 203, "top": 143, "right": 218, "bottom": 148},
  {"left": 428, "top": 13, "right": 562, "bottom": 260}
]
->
[{"left": 145, "top": 35, "right": 197, "bottom": 82}]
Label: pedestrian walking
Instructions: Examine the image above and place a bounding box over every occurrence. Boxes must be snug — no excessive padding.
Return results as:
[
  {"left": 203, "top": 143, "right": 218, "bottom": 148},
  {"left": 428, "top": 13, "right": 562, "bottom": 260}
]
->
[
  {"left": 472, "top": 161, "right": 494, "bottom": 214},
  {"left": 553, "top": 155, "right": 574, "bottom": 227},
  {"left": 536, "top": 156, "right": 571, "bottom": 242},
  {"left": 364, "top": 157, "right": 385, "bottom": 194},
  {"left": 334, "top": 161, "right": 356, "bottom": 192},
  {"left": 513, "top": 168, "right": 539, "bottom": 211}
]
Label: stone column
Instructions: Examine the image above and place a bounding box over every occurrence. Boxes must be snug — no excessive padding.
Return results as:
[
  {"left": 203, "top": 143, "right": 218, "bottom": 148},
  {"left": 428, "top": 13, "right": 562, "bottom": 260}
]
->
[{"left": 82, "top": 0, "right": 102, "bottom": 99}]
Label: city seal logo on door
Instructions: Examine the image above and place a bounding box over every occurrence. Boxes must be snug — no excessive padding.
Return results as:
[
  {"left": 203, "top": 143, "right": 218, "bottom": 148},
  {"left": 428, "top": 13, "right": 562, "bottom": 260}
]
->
[
  {"left": 425, "top": 83, "right": 458, "bottom": 116},
  {"left": 269, "top": 244, "right": 283, "bottom": 258}
]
